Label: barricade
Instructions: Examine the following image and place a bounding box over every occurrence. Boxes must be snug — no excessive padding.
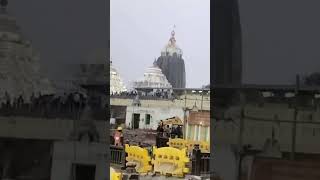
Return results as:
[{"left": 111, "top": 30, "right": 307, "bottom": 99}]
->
[
  {"left": 125, "top": 144, "right": 152, "bottom": 174},
  {"left": 186, "top": 140, "right": 210, "bottom": 153},
  {"left": 191, "top": 145, "right": 211, "bottom": 176},
  {"left": 200, "top": 152, "right": 210, "bottom": 174},
  {"left": 199, "top": 141, "right": 210, "bottom": 153},
  {"left": 110, "top": 167, "right": 122, "bottom": 180},
  {"left": 152, "top": 146, "right": 190, "bottom": 177},
  {"left": 166, "top": 138, "right": 187, "bottom": 149},
  {"left": 110, "top": 145, "right": 125, "bottom": 166}
]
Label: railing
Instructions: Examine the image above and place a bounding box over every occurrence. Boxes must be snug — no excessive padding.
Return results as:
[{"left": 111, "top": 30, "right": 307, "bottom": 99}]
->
[
  {"left": 111, "top": 94, "right": 175, "bottom": 101},
  {"left": 200, "top": 152, "right": 210, "bottom": 174},
  {"left": 110, "top": 145, "right": 126, "bottom": 167},
  {"left": 191, "top": 144, "right": 210, "bottom": 176},
  {"left": 0, "top": 103, "right": 106, "bottom": 120}
]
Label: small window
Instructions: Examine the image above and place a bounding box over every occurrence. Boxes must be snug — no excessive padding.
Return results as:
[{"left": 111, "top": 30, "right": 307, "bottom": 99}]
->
[{"left": 145, "top": 114, "right": 151, "bottom": 125}]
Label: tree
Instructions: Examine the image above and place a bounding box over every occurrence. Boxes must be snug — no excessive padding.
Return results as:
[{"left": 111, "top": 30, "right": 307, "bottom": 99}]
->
[{"left": 202, "top": 84, "right": 210, "bottom": 89}]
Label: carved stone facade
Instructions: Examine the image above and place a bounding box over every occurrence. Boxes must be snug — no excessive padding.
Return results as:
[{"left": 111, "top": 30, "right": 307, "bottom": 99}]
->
[
  {"left": 0, "top": 10, "right": 54, "bottom": 100},
  {"left": 110, "top": 61, "right": 127, "bottom": 94},
  {"left": 156, "top": 30, "right": 186, "bottom": 88}
]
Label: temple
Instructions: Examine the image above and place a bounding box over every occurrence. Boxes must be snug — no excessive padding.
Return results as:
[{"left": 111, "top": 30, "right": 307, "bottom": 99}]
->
[
  {"left": 110, "top": 60, "right": 127, "bottom": 94},
  {"left": 156, "top": 28, "right": 186, "bottom": 88},
  {"left": 133, "top": 60, "right": 172, "bottom": 89}
]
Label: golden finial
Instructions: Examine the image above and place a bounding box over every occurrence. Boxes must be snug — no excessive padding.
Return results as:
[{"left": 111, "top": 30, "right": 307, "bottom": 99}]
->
[
  {"left": 171, "top": 24, "right": 176, "bottom": 37},
  {"left": 169, "top": 25, "right": 176, "bottom": 46}
]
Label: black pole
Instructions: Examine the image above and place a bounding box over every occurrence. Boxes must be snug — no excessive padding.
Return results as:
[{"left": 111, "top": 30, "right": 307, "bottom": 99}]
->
[
  {"left": 192, "top": 144, "right": 201, "bottom": 176},
  {"left": 238, "top": 151, "right": 243, "bottom": 180},
  {"left": 291, "top": 74, "right": 299, "bottom": 160},
  {"left": 121, "top": 145, "right": 127, "bottom": 170}
]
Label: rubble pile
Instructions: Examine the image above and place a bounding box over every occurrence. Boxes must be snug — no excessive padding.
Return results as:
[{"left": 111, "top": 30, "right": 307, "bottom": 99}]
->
[{"left": 123, "top": 129, "right": 157, "bottom": 146}]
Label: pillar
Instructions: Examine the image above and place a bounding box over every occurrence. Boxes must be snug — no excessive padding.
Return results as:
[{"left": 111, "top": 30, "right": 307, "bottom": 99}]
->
[
  {"left": 186, "top": 121, "right": 189, "bottom": 139},
  {"left": 193, "top": 125, "right": 198, "bottom": 141},
  {"left": 198, "top": 125, "right": 202, "bottom": 141},
  {"left": 206, "top": 127, "right": 210, "bottom": 142}
]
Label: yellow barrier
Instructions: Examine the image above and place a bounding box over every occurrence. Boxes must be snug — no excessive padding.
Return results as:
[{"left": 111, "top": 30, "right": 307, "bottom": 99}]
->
[
  {"left": 110, "top": 167, "right": 122, "bottom": 180},
  {"left": 186, "top": 140, "right": 210, "bottom": 153},
  {"left": 166, "top": 138, "right": 187, "bottom": 149},
  {"left": 152, "top": 146, "right": 190, "bottom": 177},
  {"left": 125, "top": 144, "right": 152, "bottom": 173},
  {"left": 167, "top": 138, "right": 210, "bottom": 153}
]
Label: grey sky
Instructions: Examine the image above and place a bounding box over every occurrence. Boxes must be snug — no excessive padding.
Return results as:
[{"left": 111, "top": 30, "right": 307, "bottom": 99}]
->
[
  {"left": 111, "top": 0, "right": 210, "bottom": 88},
  {"left": 8, "top": 0, "right": 108, "bottom": 80},
  {"left": 240, "top": 0, "right": 320, "bottom": 85}
]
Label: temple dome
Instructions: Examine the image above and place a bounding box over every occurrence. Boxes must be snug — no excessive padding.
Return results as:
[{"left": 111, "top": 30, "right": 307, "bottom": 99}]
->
[{"left": 133, "top": 61, "right": 172, "bottom": 89}]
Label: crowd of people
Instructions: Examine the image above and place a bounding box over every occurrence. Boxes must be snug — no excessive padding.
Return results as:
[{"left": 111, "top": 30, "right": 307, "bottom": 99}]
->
[
  {"left": 0, "top": 91, "right": 106, "bottom": 120},
  {"left": 111, "top": 90, "right": 175, "bottom": 100},
  {"left": 156, "top": 120, "right": 183, "bottom": 139}
]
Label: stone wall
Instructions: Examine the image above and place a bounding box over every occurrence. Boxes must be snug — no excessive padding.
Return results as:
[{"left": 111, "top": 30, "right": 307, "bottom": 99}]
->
[
  {"left": 50, "top": 141, "right": 108, "bottom": 180},
  {"left": 125, "top": 106, "right": 184, "bottom": 130},
  {"left": 110, "top": 93, "right": 210, "bottom": 110},
  {"left": 214, "top": 104, "right": 320, "bottom": 153},
  {"left": 0, "top": 117, "right": 107, "bottom": 143}
]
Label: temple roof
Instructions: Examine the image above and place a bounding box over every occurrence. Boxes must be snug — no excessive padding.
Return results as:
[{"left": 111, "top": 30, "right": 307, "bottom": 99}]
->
[
  {"left": 133, "top": 63, "right": 172, "bottom": 89},
  {"left": 188, "top": 111, "right": 210, "bottom": 126}
]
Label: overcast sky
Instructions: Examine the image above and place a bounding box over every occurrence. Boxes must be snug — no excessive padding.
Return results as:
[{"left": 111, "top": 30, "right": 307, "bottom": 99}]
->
[
  {"left": 111, "top": 0, "right": 210, "bottom": 88},
  {"left": 240, "top": 0, "right": 320, "bottom": 84},
  {"left": 6, "top": 0, "right": 320, "bottom": 87},
  {"left": 8, "top": 0, "right": 108, "bottom": 80}
]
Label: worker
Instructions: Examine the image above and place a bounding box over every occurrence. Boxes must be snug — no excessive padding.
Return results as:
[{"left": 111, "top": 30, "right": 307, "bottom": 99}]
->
[
  {"left": 159, "top": 120, "right": 164, "bottom": 127},
  {"left": 114, "top": 126, "right": 123, "bottom": 146},
  {"left": 157, "top": 121, "right": 164, "bottom": 137},
  {"left": 170, "top": 126, "right": 177, "bottom": 138},
  {"left": 177, "top": 125, "right": 183, "bottom": 138},
  {"left": 165, "top": 125, "right": 171, "bottom": 137}
]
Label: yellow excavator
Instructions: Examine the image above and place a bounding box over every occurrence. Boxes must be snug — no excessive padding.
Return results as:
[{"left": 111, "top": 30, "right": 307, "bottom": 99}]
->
[{"left": 162, "top": 116, "right": 183, "bottom": 126}]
